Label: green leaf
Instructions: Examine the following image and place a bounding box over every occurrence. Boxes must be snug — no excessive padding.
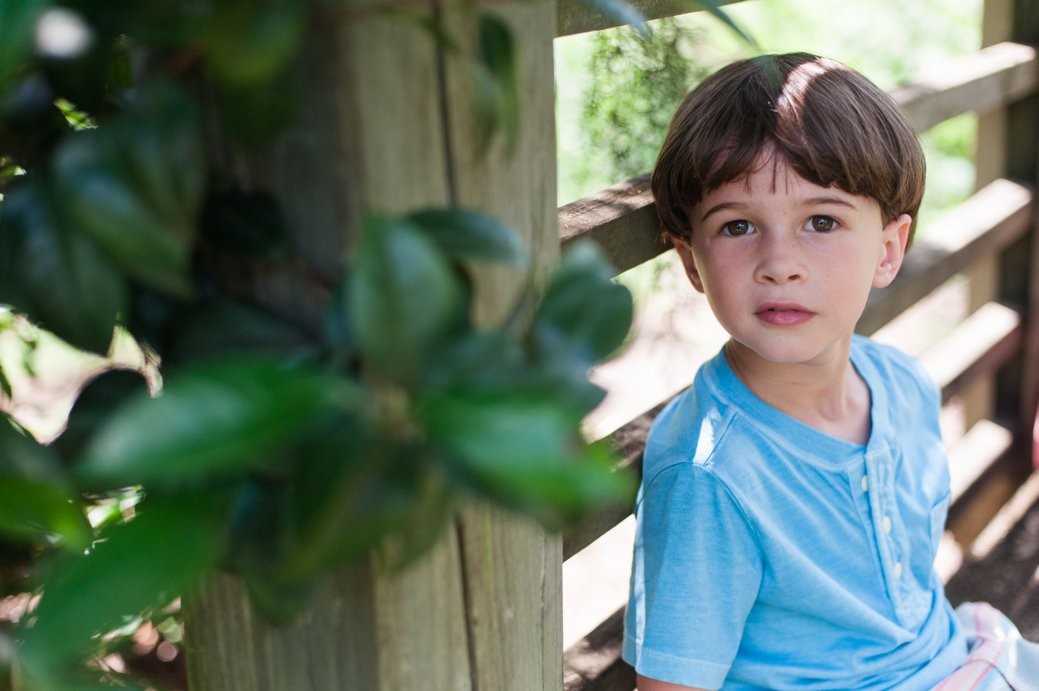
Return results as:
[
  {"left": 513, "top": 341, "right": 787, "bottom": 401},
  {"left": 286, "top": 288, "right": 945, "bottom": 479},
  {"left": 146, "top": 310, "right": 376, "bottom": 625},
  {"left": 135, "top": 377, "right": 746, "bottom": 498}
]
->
[
  {"left": 214, "top": 61, "right": 302, "bottom": 145},
  {"left": 349, "top": 215, "right": 466, "bottom": 386},
  {"left": 0, "top": 177, "right": 126, "bottom": 353},
  {"left": 200, "top": 189, "right": 290, "bottom": 259},
  {"left": 578, "top": 0, "right": 649, "bottom": 37},
  {"left": 227, "top": 479, "right": 315, "bottom": 624},
  {"left": 0, "top": 419, "right": 92, "bottom": 550},
  {"left": 0, "top": 0, "right": 47, "bottom": 89},
  {"left": 203, "top": 0, "right": 307, "bottom": 85},
  {"left": 52, "top": 84, "right": 204, "bottom": 297},
  {"left": 284, "top": 426, "right": 456, "bottom": 579},
  {"left": 388, "top": 10, "right": 462, "bottom": 55},
  {"left": 170, "top": 297, "right": 312, "bottom": 361},
  {"left": 18, "top": 494, "right": 223, "bottom": 667},
  {"left": 0, "top": 476, "right": 91, "bottom": 551},
  {"left": 470, "top": 12, "right": 520, "bottom": 153},
  {"left": 76, "top": 359, "right": 363, "bottom": 488},
  {"left": 420, "top": 383, "right": 632, "bottom": 526},
  {"left": 535, "top": 241, "right": 633, "bottom": 364},
  {"left": 692, "top": 0, "right": 759, "bottom": 49},
  {"left": 323, "top": 278, "right": 357, "bottom": 362},
  {"left": 405, "top": 208, "right": 528, "bottom": 265}
]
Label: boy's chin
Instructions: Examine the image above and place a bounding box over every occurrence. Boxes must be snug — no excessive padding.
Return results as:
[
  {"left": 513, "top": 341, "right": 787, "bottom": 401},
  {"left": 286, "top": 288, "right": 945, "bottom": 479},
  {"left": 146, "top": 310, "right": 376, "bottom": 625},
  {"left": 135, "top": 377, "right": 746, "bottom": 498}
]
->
[{"left": 727, "top": 335, "right": 853, "bottom": 370}]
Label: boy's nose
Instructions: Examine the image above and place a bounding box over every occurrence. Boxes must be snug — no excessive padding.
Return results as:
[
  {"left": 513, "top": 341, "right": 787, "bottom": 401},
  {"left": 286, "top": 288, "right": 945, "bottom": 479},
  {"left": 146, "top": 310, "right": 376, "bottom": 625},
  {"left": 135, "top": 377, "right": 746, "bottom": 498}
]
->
[{"left": 755, "top": 234, "right": 805, "bottom": 284}]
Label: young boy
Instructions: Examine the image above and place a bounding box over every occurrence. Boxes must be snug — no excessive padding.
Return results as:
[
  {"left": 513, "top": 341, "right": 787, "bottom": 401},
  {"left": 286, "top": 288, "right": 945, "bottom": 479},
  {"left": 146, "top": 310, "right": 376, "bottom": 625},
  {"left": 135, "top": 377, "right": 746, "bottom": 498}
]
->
[{"left": 622, "top": 53, "right": 1039, "bottom": 690}]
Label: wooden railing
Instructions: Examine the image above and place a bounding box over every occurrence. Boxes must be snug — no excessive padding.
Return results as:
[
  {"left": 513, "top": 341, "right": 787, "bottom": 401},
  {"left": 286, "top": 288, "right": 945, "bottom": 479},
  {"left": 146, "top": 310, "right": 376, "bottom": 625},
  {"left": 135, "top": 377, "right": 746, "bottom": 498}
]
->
[{"left": 556, "top": 2, "right": 1039, "bottom": 689}]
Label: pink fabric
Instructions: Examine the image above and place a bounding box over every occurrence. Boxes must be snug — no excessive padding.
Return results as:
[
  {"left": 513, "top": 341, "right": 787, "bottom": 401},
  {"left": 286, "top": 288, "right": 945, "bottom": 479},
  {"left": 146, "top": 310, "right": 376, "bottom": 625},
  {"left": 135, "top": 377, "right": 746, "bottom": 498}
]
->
[
  {"left": 1032, "top": 405, "right": 1038, "bottom": 471},
  {"left": 934, "top": 603, "right": 1039, "bottom": 691}
]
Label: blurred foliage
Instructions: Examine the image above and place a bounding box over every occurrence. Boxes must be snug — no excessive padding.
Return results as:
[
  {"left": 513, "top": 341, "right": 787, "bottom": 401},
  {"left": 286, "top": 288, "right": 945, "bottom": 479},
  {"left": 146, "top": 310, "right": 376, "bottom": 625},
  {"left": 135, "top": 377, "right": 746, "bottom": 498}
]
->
[
  {"left": 0, "top": 0, "right": 650, "bottom": 688},
  {"left": 582, "top": 18, "right": 707, "bottom": 185}
]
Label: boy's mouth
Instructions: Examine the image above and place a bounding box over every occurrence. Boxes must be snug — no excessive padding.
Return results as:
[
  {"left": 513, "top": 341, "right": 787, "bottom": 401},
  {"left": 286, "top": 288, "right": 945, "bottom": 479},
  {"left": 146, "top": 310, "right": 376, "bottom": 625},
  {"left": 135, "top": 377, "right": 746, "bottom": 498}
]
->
[{"left": 755, "top": 303, "right": 814, "bottom": 326}]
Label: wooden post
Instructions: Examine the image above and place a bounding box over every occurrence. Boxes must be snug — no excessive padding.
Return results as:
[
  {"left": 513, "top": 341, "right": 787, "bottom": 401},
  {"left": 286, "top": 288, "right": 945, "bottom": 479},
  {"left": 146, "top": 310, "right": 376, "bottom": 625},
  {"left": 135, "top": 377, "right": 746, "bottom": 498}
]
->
[
  {"left": 965, "top": 0, "right": 1013, "bottom": 430},
  {"left": 184, "top": 0, "right": 562, "bottom": 688},
  {"left": 989, "top": 1, "right": 1039, "bottom": 435},
  {"left": 440, "top": 1, "right": 564, "bottom": 688}
]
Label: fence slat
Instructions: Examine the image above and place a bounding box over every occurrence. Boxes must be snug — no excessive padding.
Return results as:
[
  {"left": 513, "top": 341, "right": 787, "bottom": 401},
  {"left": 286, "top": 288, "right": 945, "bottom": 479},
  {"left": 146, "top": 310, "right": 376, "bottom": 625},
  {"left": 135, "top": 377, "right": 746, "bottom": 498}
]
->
[
  {"left": 556, "top": 0, "right": 741, "bottom": 37},
  {"left": 562, "top": 607, "right": 633, "bottom": 691},
  {"left": 920, "top": 301, "right": 1022, "bottom": 403},
  {"left": 893, "top": 41, "right": 1039, "bottom": 132},
  {"left": 859, "top": 179, "right": 1032, "bottom": 335}
]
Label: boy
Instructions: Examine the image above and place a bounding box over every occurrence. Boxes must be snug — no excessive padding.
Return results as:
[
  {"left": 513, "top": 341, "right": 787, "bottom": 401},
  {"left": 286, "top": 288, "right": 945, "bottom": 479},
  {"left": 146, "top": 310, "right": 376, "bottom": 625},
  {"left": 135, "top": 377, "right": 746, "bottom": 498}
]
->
[{"left": 622, "top": 53, "right": 1039, "bottom": 690}]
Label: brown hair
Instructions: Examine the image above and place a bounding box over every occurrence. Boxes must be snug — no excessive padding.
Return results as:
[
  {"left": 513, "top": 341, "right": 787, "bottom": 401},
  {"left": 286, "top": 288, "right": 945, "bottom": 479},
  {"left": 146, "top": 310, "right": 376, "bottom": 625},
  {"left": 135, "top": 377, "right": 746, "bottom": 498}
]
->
[{"left": 652, "top": 53, "right": 925, "bottom": 243}]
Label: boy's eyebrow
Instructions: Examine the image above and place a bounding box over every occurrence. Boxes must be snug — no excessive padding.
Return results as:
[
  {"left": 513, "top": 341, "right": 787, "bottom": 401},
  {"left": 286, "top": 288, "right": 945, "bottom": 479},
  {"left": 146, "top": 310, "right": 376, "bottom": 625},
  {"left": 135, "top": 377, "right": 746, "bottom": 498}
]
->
[{"left": 698, "top": 195, "right": 859, "bottom": 223}]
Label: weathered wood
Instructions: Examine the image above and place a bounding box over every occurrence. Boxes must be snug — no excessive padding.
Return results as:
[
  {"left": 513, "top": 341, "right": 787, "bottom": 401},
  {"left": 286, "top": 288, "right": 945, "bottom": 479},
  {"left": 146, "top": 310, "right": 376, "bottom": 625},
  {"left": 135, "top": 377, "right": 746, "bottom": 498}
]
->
[
  {"left": 857, "top": 179, "right": 1033, "bottom": 335},
  {"left": 948, "top": 419, "right": 1014, "bottom": 503},
  {"left": 891, "top": 42, "right": 1038, "bottom": 133},
  {"left": 559, "top": 175, "right": 667, "bottom": 277},
  {"left": 556, "top": 0, "right": 742, "bottom": 37},
  {"left": 946, "top": 469, "right": 1039, "bottom": 641},
  {"left": 562, "top": 607, "right": 633, "bottom": 691},
  {"left": 919, "top": 301, "right": 1022, "bottom": 404},
  {"left": 439, "top": 0, "right": 565, "bottom": 687},
  {"left": 564, "top": 405, "right": 659, "bottom": 560}
]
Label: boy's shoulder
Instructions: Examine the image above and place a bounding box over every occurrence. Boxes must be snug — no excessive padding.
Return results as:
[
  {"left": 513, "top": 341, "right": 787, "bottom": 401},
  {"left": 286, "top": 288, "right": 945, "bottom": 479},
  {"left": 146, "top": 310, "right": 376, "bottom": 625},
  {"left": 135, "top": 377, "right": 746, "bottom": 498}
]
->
[{"left": 642, "top": 349, "right": 754, "bottom": 483}]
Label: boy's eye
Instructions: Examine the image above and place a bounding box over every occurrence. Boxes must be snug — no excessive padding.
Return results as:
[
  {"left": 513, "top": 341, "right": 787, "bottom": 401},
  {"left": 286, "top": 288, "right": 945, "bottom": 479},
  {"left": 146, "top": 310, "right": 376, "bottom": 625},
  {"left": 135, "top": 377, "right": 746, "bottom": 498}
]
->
[
  {"left": 807, "top": 215, "right": 837, "bottom": 233},
  {"left": 721, "top": 220, "right": 753, "bottom": 237}
]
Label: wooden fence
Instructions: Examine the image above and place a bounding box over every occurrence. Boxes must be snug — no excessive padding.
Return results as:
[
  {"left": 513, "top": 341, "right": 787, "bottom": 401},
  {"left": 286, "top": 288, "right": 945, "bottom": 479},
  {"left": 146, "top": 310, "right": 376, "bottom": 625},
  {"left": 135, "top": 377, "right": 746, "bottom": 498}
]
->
[{"left": 556, "top": 1, "right": 1039, "bottom": 689}]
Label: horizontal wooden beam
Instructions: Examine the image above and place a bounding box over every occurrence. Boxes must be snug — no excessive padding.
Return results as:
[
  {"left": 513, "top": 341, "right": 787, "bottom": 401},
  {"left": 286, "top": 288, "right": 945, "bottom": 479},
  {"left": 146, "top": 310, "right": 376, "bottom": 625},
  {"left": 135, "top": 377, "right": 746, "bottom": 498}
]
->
[
  {"left": 858, "top": 179, "right": 1033, "bottom": 335},
  {"left": 919, "top": 301, "right": 1023, "bottom": 404},
  {"left": 564, "top": 405, "right": 658, "bottom": 560},
  {"left": 559, "top": 174, "right": 664, "bottom": 277},
  {"left": 892, "top": 42, "right": 1039, "bottom": 133},
  {"left": 948, "top": 419, "right": 1014, "bottom": 504},
  {"left": 562, "top": 606, "right": 633, "bottom": 691},
  {"left": 556, "top": 0, "right": 742, "bottom": 37}
]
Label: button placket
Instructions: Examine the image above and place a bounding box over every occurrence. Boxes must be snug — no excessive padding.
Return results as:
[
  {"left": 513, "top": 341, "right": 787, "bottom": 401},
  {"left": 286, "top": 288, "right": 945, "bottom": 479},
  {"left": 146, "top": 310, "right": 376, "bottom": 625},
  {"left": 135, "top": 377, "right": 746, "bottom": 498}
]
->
[{"left": 866, "top": 444, "right": 906, "bottom": 602}]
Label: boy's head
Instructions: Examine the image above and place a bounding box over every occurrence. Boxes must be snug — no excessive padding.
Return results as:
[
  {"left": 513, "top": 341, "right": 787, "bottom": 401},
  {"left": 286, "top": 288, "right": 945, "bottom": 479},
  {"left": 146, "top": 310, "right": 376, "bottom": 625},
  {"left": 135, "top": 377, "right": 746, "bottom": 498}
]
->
[{"left": 652, "top": 53, "right": 925, "bottom": 244}]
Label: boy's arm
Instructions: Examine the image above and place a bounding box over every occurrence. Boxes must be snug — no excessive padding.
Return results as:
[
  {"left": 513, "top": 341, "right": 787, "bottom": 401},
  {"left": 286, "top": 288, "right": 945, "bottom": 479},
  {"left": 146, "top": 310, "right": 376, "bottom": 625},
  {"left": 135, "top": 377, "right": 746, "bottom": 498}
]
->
[{"left": 637, "top": 673, "right": 712, "bottom": 691}]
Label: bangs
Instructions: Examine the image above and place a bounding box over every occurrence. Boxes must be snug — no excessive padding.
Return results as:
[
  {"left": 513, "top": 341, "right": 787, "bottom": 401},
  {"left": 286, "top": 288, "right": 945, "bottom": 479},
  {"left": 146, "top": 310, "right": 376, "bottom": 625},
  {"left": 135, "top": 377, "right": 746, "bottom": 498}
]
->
[{"left": 652, "top": 53, "right": 925, "bottom": 241}]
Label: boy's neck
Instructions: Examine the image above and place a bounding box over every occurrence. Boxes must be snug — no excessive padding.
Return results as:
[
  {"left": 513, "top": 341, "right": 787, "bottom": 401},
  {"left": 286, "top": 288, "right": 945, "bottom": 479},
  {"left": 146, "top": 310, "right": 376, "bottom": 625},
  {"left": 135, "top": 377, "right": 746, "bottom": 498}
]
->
[{"left": 724, "top": 339, "right": 872, "bottom": 445}]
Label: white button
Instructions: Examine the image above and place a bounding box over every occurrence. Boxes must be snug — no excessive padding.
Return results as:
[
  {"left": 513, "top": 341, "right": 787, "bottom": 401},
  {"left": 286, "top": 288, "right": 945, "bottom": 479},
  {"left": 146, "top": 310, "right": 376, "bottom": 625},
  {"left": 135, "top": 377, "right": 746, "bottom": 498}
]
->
[
  {"left": 882, "top": 516, "right": 892, "bottom": 534},
  {"left": 861, "top": 476, "right": 869, "bottom": 492},
  {"left": 893, "top": 562, "right": 903, "bottom": 579}
]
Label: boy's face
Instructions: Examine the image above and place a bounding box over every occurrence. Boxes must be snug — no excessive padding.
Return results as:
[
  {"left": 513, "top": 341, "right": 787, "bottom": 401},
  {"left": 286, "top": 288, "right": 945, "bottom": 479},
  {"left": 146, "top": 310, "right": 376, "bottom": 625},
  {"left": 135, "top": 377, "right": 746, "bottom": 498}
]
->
[{"left": 673, "top": 154, "right": 910, "bottom": 370}]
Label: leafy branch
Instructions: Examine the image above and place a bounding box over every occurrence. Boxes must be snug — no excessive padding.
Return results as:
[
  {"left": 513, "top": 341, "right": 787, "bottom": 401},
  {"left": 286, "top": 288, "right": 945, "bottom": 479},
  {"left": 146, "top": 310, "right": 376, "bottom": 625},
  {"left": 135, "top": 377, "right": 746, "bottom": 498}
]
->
[{"left": 0, "top": 0, "right": 640, "bottom": 687}]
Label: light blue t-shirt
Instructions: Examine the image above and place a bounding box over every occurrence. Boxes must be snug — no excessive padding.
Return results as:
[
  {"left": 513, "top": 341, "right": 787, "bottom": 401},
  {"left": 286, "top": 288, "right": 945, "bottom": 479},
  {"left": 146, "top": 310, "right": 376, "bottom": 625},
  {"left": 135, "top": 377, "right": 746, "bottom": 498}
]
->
[{"left": 623, "top": 336, "right": 969, "bottom": 689}]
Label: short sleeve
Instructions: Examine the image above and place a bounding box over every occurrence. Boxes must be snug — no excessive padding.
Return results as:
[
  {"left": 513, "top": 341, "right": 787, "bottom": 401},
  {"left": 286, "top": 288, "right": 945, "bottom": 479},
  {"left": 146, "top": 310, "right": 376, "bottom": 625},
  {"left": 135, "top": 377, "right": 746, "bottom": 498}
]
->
[{"left": 623, "top": 462, "right": 764, "bottom": 689}]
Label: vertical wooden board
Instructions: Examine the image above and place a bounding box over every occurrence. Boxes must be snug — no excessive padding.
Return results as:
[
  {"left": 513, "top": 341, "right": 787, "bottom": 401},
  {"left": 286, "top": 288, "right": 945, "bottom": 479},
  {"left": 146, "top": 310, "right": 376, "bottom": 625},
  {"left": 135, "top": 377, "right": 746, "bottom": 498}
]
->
[
  {"left": 185, "top": 568, "right": 380, "bottom": 690},
  {"left": 437, "top": 1, "right": 564, "bottom": 689},
  {"left": 444, "top": 0, "right": 561, "bottom": 323},
  {"left": 373, "top": 530, "right": 473, "bottom": 690},
  {"left": 457, "top": 505, "right": 563, "bottom": 691}
]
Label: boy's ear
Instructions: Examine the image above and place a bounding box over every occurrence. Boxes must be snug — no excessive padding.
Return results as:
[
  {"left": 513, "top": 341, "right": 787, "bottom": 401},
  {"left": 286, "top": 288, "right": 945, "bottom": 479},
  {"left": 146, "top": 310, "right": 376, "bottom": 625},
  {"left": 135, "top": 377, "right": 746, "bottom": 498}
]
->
[
  {"left": 873, "top": 213, "right": 912, "bottom": 288},
  {"left": 671, "top": 236, "right": 705, "bottom": 293}
]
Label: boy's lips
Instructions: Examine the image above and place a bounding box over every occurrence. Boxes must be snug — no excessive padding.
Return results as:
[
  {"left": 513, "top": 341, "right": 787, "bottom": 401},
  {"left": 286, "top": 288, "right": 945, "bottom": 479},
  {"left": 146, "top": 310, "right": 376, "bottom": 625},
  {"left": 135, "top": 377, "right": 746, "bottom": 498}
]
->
[{"left": 755, "top": 302, "right": 814, "bottom": 326}]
